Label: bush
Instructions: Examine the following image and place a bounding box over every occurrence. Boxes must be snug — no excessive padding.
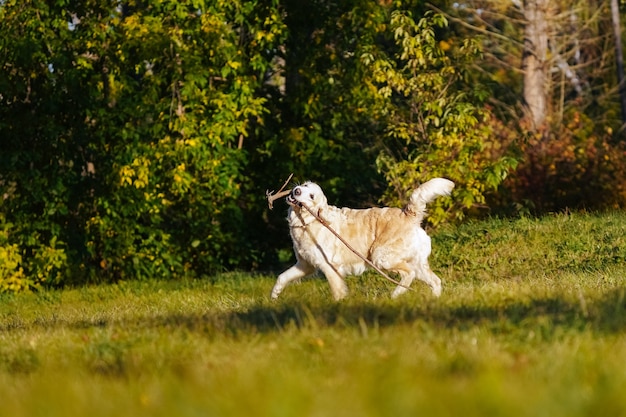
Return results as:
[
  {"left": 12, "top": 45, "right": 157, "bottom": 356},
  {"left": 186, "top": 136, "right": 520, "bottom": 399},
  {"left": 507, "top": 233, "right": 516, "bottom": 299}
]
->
[
  {"left": 0, "top": 0, "right": 286, "bottom": 288},
  {"left": 498, "top": 110, "right": 626, "bottom": 213},
  {"left": 0, "top": 241, "right": 27, "bottom": 293},
  {"left": 0, "top": 223, "right": 66, "bottom": 292}
]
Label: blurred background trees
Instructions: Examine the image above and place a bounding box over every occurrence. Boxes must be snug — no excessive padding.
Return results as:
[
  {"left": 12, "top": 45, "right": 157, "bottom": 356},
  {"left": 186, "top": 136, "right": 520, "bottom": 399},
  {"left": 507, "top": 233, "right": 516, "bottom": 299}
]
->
[
  {"left": 444, "top": 0, "right": 626, "bottom": 211},
  {"left": 1, "top": 0, "right": 625, "bottom": 290}
]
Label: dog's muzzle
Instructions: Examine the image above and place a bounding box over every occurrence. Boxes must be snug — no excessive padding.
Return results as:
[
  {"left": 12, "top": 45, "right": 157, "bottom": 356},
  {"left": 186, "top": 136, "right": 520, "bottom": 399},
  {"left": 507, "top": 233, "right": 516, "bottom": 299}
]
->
[{"left": 286, "top": 187, "right": 302, "bottom": 206}]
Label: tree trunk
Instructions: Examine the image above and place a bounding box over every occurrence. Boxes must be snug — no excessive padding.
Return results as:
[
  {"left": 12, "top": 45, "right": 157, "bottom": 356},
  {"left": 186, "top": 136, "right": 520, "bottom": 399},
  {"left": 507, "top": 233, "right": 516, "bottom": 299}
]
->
[
  {"left": 521, "top": 0, "right": 550, "bottom": 132},
  {"left": 611, "top": 0, "right": 626, "bottom": 127}
]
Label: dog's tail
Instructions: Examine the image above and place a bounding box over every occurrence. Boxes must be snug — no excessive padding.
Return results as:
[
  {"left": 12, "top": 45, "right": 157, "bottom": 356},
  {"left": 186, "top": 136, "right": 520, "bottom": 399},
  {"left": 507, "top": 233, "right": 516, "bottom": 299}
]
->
[{"left": 405, "top": 178, "right": 455, "bottom": 223}]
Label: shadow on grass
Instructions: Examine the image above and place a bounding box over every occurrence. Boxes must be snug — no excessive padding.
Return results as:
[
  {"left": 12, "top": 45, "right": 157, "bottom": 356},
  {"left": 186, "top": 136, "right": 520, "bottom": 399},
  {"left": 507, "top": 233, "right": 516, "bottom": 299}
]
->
[
  {"left": 227, "top": 287, "right": 626, "bottom": 335},
  {"left": 107, "top": 286, "right": 626, "bottom": 339},
  {"left": 4, "top": 287, "right": 625, "bottom": 339}
]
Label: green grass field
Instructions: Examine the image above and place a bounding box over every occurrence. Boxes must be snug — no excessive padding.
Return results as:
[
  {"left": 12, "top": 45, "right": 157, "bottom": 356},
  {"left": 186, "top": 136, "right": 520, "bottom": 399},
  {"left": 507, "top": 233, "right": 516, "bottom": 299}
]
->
[{"left": 1, "top": 211, "right": 625, "bottom": 417}]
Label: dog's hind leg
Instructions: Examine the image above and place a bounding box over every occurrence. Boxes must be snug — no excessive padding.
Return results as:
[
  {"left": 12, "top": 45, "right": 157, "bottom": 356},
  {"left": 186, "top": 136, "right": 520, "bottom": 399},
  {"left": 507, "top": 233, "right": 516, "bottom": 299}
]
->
[
  {"left": 388, "top": 261, "right": 441, "bottom": 298},
  {"left": 271, "top": 260, "right": 315, "bottom": 299},
  {"left": 396, "top": 229, "right": 441, "bottom": 297},
  {"left": 389, "top": 263, "right": 416, "bottom": 298},
  {"left": 414, "top": 262, "right": 442, "bottom": 297}
]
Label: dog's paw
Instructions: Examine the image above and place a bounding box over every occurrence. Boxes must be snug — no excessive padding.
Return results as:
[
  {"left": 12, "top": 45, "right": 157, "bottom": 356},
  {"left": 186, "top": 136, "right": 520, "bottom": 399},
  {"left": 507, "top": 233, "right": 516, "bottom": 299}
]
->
[
  {"left": 431, "top": 282, "right": 442, "bottom": 297},
  {"left": 330, "top": 285, "right": 349, "bottom": 301},
  {"left": 391, "top": 287, "right": 408, "bottom": 299},
  {"left": 270, "top": 285, "right": 283, "bottom": 300}
]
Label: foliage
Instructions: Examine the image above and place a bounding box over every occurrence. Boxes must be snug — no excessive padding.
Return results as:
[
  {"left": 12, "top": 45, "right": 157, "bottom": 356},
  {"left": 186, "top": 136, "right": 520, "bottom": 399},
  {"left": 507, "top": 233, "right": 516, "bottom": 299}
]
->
[
  {"left": 496, "top": 111, "right": 626, "bottom": 213},
  {"left": 362, "top": 11, "right": 517, "bottom": 224},
  {"left": 0, "top": 227, "right": 27, "bottom": 292},
  {"left": 0, "top": 221, "right": 66, "bottom": 293},
  {"left": 0, "top": 0, "right": 286, "bottom": 286},
  {"left": 0, "top": 212, "right": 625, "bottom": 416}
]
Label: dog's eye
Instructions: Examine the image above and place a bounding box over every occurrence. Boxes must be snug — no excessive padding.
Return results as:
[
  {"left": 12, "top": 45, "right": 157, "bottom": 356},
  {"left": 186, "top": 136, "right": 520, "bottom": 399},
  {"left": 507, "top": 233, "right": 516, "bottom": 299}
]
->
[{"left": 310, "top": 194, "right": 315, "bottom": 200}]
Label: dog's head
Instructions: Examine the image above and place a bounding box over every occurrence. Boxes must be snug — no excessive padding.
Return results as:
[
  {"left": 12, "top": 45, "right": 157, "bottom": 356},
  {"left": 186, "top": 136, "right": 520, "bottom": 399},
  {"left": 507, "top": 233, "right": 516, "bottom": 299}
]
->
[{"left": 286, "top": 182, "right": 327, "bottom": 212}]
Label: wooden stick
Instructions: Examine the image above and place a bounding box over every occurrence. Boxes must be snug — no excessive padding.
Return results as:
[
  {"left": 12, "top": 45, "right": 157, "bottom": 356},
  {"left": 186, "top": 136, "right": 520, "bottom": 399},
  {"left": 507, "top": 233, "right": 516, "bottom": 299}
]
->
[
  {"left": 266, "top": 173, "right": 294, "bottom": 209},
  {"left": 299, "top": 203, "right": 414, "bottom": 292}
]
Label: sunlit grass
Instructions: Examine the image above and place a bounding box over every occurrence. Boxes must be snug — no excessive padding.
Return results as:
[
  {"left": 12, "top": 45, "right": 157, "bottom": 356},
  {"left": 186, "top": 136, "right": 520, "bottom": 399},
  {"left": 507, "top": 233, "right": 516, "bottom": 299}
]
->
[{"left": 0, "top": 211, "right": 625, "bottom": 416}]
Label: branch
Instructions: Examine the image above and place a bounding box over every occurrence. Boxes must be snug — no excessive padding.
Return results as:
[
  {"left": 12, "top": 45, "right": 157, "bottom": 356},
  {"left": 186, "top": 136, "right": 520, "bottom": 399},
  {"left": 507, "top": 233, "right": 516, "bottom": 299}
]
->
[
  {"left": 427, "top": 2, "right": 525, "bottom": 49},
  {"left": 266, "top": 173, "right": 293, "bottom": 209}
]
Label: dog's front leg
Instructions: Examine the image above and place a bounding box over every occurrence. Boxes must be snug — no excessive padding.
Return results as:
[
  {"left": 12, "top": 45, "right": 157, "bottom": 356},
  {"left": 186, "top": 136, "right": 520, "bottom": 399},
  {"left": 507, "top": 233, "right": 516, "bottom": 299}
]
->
[
  {"left": 318, "top": 264, "right": 349, "bottom": 301},
  {"left": 271, "top": 260, "right": 315, "bottom": 299}
]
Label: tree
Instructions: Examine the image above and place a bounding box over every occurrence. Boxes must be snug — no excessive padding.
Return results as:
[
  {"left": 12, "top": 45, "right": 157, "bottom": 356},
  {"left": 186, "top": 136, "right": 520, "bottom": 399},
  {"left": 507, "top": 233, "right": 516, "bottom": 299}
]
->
[
  {"left": 444, "top": 0, "right": 622, "bottom": 130},
  {"left": 521, "top": 0, "right": 549, "bottom": 131},
  {"left": 611, "top": 0, "right": 626, "bottom": 126}
]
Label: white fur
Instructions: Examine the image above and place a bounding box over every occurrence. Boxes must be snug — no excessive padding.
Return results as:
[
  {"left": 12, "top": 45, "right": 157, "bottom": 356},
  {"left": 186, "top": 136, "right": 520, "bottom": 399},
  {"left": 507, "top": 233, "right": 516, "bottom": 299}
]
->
[{"left": 271, "top": 178, "right": 454, "bottom": 300}]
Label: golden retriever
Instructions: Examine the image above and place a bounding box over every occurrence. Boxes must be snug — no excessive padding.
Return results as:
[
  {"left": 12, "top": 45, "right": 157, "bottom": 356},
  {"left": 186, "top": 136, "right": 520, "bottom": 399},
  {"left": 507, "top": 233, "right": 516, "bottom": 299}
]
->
[{"left": 271, "top": 178, "right": 454, "bottom": 300}]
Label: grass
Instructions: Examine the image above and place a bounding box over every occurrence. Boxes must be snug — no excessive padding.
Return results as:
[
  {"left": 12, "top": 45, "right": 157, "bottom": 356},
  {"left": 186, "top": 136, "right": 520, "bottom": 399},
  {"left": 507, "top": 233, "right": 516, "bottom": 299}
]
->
[{"left": 1, "top": 211, "right": 625, "bottom": 417}]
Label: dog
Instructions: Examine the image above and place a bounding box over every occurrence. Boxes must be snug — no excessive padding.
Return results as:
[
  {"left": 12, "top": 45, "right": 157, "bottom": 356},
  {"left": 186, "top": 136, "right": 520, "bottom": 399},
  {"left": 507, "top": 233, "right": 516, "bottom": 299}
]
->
[{"left": 271, "top": 178, "right": 454, "bottom": 300}]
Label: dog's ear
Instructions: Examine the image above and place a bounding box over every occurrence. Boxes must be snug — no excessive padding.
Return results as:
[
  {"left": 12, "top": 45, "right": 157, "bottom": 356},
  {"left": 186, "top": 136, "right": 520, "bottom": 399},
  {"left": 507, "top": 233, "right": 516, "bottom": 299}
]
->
[{"left": 316, "top": 187, "right": 328, "bottom": 207}]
